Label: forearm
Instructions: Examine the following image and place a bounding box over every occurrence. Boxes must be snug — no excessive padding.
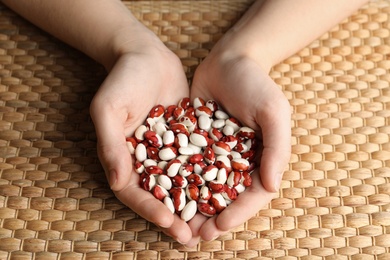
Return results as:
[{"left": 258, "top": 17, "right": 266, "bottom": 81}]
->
[
  {"left": 219, "top": 0, "right": 369, "bottom": 71},
  {"left": 2, "top": 0, "right": 157, "bottom": 70}
]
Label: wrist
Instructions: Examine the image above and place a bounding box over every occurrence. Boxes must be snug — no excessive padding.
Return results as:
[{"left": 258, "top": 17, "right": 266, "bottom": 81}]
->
[
  {"left": 210, "top": 30, "right": 276, "bottom": 73},
  {"left": 105, "top": 22, "right": 168, "bottom": 71}
]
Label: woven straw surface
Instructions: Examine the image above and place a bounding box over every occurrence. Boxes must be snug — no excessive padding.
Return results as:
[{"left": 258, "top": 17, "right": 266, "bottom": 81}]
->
[{"left": 1, "top": 0, "right": 390, "bottom": 259}]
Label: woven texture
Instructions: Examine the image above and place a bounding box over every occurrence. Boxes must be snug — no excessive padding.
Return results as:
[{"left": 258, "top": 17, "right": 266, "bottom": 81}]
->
[{"left": 1, "top": 0, "right": 390, "bottom": 259}]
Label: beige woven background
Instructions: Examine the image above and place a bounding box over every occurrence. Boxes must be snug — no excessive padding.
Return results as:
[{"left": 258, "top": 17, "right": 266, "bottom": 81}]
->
[{"left": 1, "top": 0, "right": 390, "bottom": 259}]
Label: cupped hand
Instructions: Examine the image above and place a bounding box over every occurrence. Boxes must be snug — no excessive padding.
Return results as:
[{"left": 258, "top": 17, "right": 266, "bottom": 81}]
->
[
  {"left": 90, "top": 38, "right": 193, "bottom": 243},
  {"left": 187, "top": 50, "right": 292, "bottom": 244}
]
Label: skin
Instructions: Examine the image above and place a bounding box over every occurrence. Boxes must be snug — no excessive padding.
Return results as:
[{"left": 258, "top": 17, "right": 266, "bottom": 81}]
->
[{"left": 2, "top": 0, "right": 369, "bottom": 247}]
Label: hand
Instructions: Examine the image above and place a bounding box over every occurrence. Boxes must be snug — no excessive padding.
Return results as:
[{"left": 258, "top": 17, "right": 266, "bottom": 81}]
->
[
  {"left": 90, "top": 34, "right": 193, "bottom": 243},
  {"left": 186, "top": 46, "right": 291, "bottom": 245}
]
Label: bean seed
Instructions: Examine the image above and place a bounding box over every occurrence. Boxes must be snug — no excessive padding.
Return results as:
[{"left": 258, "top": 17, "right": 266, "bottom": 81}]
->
[
  {"left": 134, "top": 161, "right": 145, "bottom": 174},
  {"left": 162, "top": 130, "right": 175, "bottom": 146},
  {"left": 179, "top": 146, "right": 194, "bottom": 155},
  {"left": 215, "top": 155, "right": 232, "bottom": 173},
  {"left": 198, "top": 202, "right": 216, "bottom": 217},
  {"left": 211, "top": 119, "right": 225, "bottom": 129},
  {"left": 198, "top": 115, "right": 212, "bottom": 131},
  {"left": 215, "top": 110, "right": 229, "bottom": 120},
  {"left": 152, "top": 185, "right": 169, "bottom": 200},
  {"left": 158, "top": 147, "right": 177, "bottom": 161},
  {"left": 222, "top": 125, "right": 234, "bottom": 136},
  {"left": 231, "top": 158, "right": 250, "bottom": 171},
  {"left": 227, "top": 171, "right": 241, "bottom": 187},
  {"left": 143, "top": 159, "right": 157, "bottom": 167},
  {"left": 135, "top": 143, "right": 147, "bottom": 162},
  {"left": 202, "top": 165, "right": 218, "bottom": 181},
  {"left": 171, "top": 187, "right": 186, "bottom": 211},
  {"left": 205, "top": 100, "right": 218, "bottom": 112},
  {"left": 188, "top": 143, "right": 202, "bottom": 154},
  {"left": 171, "top": 175, "right": 188, "bottom": 188},
  {"left": 157, "top": 161, "right": 168, "bottom": 170},
  {"left": 212, "top": 141, "right": 231, "bottom": 155},
  {"left": 189, "top": 132, "right": 208, "bottom": 147},
  {"left": 158, "top": 174, "right": 172, "bottom": 190},
  {"left": 152, "top": 122, "right": 168, "bottom": 137},
  {"left": 126, "top": 137, "right": 137, "bottom": 154},
  {"left": 210, "top": 193, "right": 227, "bottom": 213},
  {"left": 195, "top": 106, "right": 213, "bottom": 117},
  {"left": 149, "top": 104, "right": 165, "bottom": 120},
  {"left": 181, "top": 200, "right": 197, "bottom": 221},
  {"left": 164, "top": 197, "right": 175, "bottom": 214},
  {"left": 216, "top": 168, "right": 228, "bottom": 184},
  {"left": 199, "top": 185, "right": 212, "bottom": 200},
  {"left": 193, "top": 97, "right": 205, "bottom": 109},
  {"left": 225, "top": 117, "right": 241, "bottom": 132},
  {"left": 141, "top": 174, "right": 155, "bottom": 191},
  {"left": 185, "top": 183, "right": 199, "bottom": 201},
  {"left": 135, "top": 125, "right": 148, "bottom": 141},
  {"left": 131, "top": 97, "right": 258, "bottom": 222},
  {"left": 166, "top": 159, "right": 181, "bottom": 177}
]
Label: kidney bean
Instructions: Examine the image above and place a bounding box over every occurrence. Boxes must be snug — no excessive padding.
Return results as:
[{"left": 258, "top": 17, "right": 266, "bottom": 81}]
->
[
  {"left": 193, "top": 97, "right": 205, "bottom": 109},
  {"left": 158, "top": 146, "right": 178, "bottom": 161},
  {"left": 165, "top": 159, "right": 181, "bottom": 177},
  {"left": 185, "top": 183, "right": 200, "bottom": 201},
  {"left": 231, "top": 158, "right": 250, "bottom": 172},
  {"left": 162, "top": 130, "right": 175, "bottom": 147},
  {"left": 130, "top": 97, "right": 259, "bottom": 222},
  {"left": 198, "top": 202, "right": 216, "bottom": 217},
  {"left": 164, "top": 197, "right": 175, "bottom": 214},
  {"left": 210, "top": 193, "right": 227, "bottom": 213},
  {"left": 181, "top": 200, "right": 197, "bottom": 222},
  {"left": 126, "top": 137, "right": 137, "bottom": 154},
  {"left": 135, "top": 143, "right": 147, "bottom": 162},
  {"left": 152, "top": 185, "right": 169, "bottom": 201}
]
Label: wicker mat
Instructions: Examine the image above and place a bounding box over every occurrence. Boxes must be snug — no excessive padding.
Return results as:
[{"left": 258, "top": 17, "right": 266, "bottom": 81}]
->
[{"left": 1, "top": 0, "right": 390, "bottom": 259}]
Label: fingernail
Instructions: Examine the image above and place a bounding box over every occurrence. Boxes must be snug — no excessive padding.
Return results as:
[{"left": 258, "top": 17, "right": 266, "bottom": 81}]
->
[
  {"left": 211, "top": 234, "right": 219, "bottom": 241},
  {"left": 109, "top": 169, "right": 117, "bottom": 189},
  {"left": 205, "top": 234, "right": 219, "bottom": 242},
  {"left": 274, "top": 173, "right": 283, "bottom": 192}
]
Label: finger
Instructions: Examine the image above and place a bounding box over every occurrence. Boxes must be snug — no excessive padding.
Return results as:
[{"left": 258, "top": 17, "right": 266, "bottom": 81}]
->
[
  {"left": 200, "top": 172, "right": 275, "bottom": 239},
  {"left": 256, "top": 91, "right": 291, "bottom": 192},
  {"left": 159, "top": 214, "right": 193, "bottom": 244},
  {"left": 184, "top": 213, "right": 208, "bottom": 248},
  {"left": 114, "top": 172, "right": 175, "bottom": 229},
  {"left": 91, "top": 102, "right": 133, "bottom": 191}
]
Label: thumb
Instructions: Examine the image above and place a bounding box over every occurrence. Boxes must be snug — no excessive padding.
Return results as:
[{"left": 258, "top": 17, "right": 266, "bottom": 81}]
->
[
  {"left": 93, "top": 110, "right": 133, "bottom": 191},
  {"left": 257, "top": 96, "right": 291, "bottom": 193}
]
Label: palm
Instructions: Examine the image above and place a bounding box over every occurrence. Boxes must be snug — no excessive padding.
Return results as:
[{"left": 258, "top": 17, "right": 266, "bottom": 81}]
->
[
  {"left": 188, "top": 55, "right": 291, "bottom": 242},
  {"left": 90, "top": 50, "right": 193, "bottom": 242}
]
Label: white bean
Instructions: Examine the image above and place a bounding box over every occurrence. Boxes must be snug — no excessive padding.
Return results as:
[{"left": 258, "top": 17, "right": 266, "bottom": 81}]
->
[
  {"left": 143, "top": 159, "right": 157, "bottom": 167},
  {"left": 176, "top": 133, "right": 188, "bottom": 148},
  {"left": 215, "top": 110, "right": 229, "bottom": 120},
  {"left": 158, "top": 174, "right": 172, "bottom": 190},
  {"left": 198, "top": 115, "right": 212, "bottom": 131},
  {"left": 188, "top": 143, "right": 202, "bottom": 154},
  {"left": 158, "top": 147, "right": 177, "bottom": 161},
  {"left": 179, "top": 147, "right": 194, "bottom": 155},
  {"left": 152, "top": 122, "right": 167, "bottom": 137},
  {"left": 211, "top": 119, "right": 225, "bottom": 129},
  {"left": 135, "top": 125, "right": 148, "bottom": 141},
  {"left": 222, "top": 125, "right": 235, "bottom": 136},
  {"left": 181, "top": 200, "right": 197, "bottom": 222},
  {"left": 189, "top": 133, "right": 208, "bottom": 147},
  {"left": 135, "top": 143, "right": 147, "bottom": 162},
  {"left": 162, "top": 130, "right": 175, "bottom": 146},
  {"left": 164, "top": 197, "right": 175, "bottom": 214}
]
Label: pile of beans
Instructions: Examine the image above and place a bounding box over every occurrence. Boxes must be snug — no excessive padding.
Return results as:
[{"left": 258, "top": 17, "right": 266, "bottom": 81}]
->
[{"left": 126, "top": 97, "right": 257, "bottom": 222}]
